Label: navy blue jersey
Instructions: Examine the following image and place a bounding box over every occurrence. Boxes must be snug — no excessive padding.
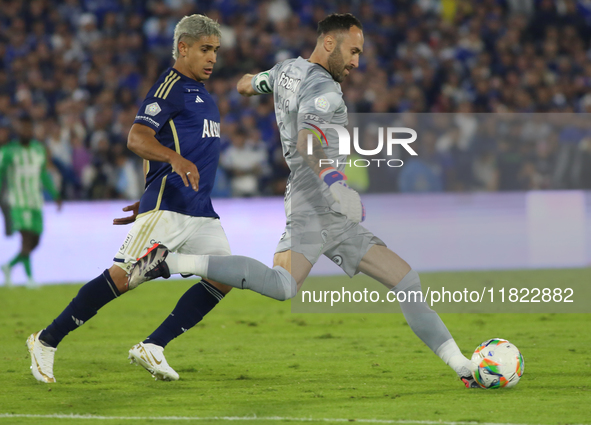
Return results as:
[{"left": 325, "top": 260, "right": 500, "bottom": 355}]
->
[{"left": 134, "top": 67, "right": 221, "bottom": 218}]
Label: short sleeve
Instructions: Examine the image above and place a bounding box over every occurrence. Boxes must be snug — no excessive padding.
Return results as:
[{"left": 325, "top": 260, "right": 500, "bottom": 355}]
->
[
  {"left": 297, "top": 80, "right": 343, "bottom": 132},
  {"left": 134, "top": 96, "right": 183, "bottom": 133}
]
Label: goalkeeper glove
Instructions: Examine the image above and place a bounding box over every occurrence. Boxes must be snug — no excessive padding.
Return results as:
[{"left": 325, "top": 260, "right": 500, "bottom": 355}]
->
[{"left": 320, "top": 167, "right": 365, "bottom": 223}]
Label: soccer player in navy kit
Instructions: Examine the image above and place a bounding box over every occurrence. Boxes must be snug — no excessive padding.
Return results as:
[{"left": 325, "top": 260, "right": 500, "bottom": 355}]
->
[{"left": 26, "top": 14, "right": 233, "bottom": 383}]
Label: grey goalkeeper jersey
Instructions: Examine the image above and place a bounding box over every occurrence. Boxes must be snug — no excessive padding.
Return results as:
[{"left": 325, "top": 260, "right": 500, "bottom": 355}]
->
[{"left": 252, "top": 57, "right": 348, "bottom": 215}]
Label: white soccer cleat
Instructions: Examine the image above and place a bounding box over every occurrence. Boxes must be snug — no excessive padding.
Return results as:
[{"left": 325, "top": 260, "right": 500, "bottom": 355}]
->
[
  {"left": 2, "top": 263, "right": 12, "bottom": 287},
  {"left": 128, "top": 342, "right": 179, "bottom": 381},
  {"left": 27, "top": 331, "right": 56, "bottom": 383}
]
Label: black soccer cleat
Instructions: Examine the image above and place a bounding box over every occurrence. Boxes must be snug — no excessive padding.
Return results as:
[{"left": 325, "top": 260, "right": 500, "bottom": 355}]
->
[
  {"left": 127, "top": 243, "right": 171, "bottom": 290},
  {"left": 461, "top": 375, "right": 482, "bottom": 389}
]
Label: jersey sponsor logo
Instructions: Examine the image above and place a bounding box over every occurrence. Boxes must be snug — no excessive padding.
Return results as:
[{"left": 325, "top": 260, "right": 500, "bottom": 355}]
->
[
  {"left": 195, "top": 95, "right": 204, "bottom": 103},
  {"left": 314, "top": 96, "right": 330, "bottom": 112},
  {"left": 304, "top": 113, "right": 328, "bottom": 124},
  {"left": 277, "top": 93, "right": 290, "bottom": 112},
  {"left": 202, "top": 119, "right": 220, "bottom": 138},
  {"left": 278, "top": 72, "right": 301, "bottom": 93},
  {"left": 135, "top": 115, "right": 160, "bottom": 128},
  {"left": 145, "top": 102, "right": 161, "bottom": 116},
  {"left": 185, "top": 88, "right": 200, "bottom": 92}
]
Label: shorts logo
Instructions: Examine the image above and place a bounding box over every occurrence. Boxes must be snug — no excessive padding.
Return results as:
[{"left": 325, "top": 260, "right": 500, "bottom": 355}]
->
[
  {"left": 280, "top": 232, "right": 287, "bottom": 240},
  {"left": 315, "top": 96, "right": 330, "bottom": 112},
  {"left": 120, "top": 234, "right": 133, "bottom": 252},
  {"left": 145, "top": 102, "right": 161, "bottom": 116},
  {"left": 332, "top": 255, "right": 343, "bottom": 266},
  {"left": 321, "top": 229, "right": 328, "bottom": 243}
]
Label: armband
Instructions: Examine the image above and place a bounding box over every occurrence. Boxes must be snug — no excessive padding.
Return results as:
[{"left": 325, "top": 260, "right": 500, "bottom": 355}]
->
[{"left": 252, "top": 71, "right": 273, "bottom": 94}]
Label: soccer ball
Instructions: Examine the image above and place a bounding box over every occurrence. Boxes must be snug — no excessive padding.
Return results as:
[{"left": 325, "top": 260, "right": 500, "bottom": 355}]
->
[{"left": 471, "top": 338, "right": 524, "bottom": 389}]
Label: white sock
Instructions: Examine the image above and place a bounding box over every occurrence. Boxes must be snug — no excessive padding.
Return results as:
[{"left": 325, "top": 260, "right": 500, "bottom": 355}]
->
[
  {"left": 436, "top": 339, "right": 473, "bottom": 377},
  {"left": 166, "top": 253, "right": 209, "bottom": 277}
]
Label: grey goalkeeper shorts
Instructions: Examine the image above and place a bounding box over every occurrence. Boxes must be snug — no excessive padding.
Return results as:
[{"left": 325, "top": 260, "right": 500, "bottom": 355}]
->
[{"left": 275, "top": 208, "right": 385, "bottom": 277}]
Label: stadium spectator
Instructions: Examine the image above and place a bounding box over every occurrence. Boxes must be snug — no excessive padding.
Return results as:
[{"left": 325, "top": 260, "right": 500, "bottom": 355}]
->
[
  {"left": 0, "top": 0, "right": 590, "bottom": 198},
  {"left": 113, "top": 144, "right": 142, "bottom": 200},
  {"left": 398, "top": 131, "right": 444, "bottom": 193},
  {"left": 220, "top": 127, "right": 269, "bottom": 197}
]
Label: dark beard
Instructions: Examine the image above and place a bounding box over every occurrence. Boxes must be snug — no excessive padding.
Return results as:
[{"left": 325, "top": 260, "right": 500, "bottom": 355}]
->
[{"left": 327, "top": 47, "right": 346, "bottom": 82}]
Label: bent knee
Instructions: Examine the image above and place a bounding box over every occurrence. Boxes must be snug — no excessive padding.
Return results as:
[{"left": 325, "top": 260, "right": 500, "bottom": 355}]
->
[
  {"left": 108, "top": 264, "right": 129, "bottom": 294},
  {"left": 272, "top": 266, "right": 297, "bottom": 301},
  {"left": 275, "top": 291, "right": 296, "bottom": 302},
  {"left": 206, "top": 279, "right": 233, "bottom": 295}
]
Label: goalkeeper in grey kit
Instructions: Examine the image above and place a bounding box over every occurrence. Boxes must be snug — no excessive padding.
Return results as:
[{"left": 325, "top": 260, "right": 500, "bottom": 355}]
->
[{"left": 130, "top": 13, "right": 478, "bottom": 387}]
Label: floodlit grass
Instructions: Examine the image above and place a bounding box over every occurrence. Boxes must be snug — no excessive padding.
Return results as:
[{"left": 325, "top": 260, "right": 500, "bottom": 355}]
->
[{"left": 1, "top": 269, "right": 590, "bottom": 425}]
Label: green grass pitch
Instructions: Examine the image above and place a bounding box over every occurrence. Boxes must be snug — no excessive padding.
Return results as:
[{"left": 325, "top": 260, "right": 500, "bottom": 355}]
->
[{"left": 1, "top": 269, "right": 590, "bottom": 425}]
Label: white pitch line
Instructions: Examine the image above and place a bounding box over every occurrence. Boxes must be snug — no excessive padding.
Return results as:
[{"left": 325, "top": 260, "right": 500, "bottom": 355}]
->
[{"left": 0, "top": 414, "right": 587, "bottom": 425}]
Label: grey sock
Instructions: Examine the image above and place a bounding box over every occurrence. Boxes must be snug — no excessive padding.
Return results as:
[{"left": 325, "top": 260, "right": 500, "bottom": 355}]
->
[
  {"left": 393, "top": 269, "right": 453, "bottom": 354},
  {"left": 393, "top": 270, "right": 471, "bottom": 376},
  {"left": 207, "top": 256, "right": 297, "bottom": 301}
]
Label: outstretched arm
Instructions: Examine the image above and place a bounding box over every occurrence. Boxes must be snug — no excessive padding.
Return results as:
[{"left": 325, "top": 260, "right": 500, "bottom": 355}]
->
[
  {"left": 238, "top": 70, "right": 274, "bottom": 97},
  {"left": 237, "top": 74, "right": 258, "bottom": 96}
]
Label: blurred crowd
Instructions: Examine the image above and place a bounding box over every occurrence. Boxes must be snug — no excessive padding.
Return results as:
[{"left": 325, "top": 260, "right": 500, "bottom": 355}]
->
[
  {"left": 0, "top": 0, "right": 590, "bottom": 200},
  {"left": 344, "top": 113, "right": 591, "bottom": 193}
]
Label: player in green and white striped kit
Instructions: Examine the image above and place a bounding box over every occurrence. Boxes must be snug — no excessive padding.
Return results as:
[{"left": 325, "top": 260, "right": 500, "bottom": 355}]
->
[{"left": 0, "top": 115, "right": 61, "bottom": 287}]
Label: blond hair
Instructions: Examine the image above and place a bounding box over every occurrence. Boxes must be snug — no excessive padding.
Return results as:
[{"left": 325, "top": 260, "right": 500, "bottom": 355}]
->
[{"left": 172, "top": 14, "right": 221, "bottom": 60}]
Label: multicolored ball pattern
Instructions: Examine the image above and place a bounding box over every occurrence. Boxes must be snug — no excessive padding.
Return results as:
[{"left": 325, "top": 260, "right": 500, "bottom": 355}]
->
[{"left": 471, "top": 338, "right": 524, "bottom": 389}]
